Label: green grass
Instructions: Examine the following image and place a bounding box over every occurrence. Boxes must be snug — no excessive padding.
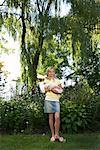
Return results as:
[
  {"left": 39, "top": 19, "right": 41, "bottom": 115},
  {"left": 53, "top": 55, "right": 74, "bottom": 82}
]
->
[{"left": 0, "top": 133, "right": 100, "bottom": 150}]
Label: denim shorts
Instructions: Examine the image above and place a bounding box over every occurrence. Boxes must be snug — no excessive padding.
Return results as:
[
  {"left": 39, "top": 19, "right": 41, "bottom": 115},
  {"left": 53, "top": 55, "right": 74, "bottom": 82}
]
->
[{"left": 44, "top": 100, "right": 60, "bottom": 113}]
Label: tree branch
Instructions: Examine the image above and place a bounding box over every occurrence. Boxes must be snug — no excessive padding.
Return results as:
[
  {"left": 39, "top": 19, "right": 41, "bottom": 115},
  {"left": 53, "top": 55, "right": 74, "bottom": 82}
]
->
[
  {"left": 65, "top": 72, "right": 75, "bottom": 80},
  {"left": 21, "top": 2, "right": 26, "bottom": 47},
  {"left": 36, "top": 0, "right": 41, "bottom": 13},
  {"left": 42, "top": 0, "right": 45, "bottom": 14},
  {"left": 45, "top": 0, "right": 52, "bottom": 15},
  {"left": 0, "top": 11, "right": 21, "bottom": 17},
  {"left": 0, "top": 0, "right": 6, "bottom": 6}
]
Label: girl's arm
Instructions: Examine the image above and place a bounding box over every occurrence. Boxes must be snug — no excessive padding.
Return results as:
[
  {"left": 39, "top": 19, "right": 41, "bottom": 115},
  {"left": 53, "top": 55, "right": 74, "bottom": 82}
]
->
[{"left": 39, "top": 82, "right": 51, "bottom": 93}]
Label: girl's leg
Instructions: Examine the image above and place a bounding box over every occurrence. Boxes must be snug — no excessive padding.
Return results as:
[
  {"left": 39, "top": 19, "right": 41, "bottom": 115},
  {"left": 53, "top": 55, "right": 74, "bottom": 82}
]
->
[
  {"left": 49, "top": 113, "right": 55, "bottom": 137},
  {"left": 54, "top": 112, "right": 60, "bottom": 138}
]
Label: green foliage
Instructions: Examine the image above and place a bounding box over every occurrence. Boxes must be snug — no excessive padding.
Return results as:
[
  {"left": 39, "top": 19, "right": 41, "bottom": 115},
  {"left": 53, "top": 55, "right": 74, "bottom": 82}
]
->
[
  {"left": 0, "top": 93, "right": 46, "bottom": 134},
  {"left": 61, "top": 100, "right": 87, "bottom": 133},
  {"left": 60, "top": 83, "right": 100, "bottom": 133},
  {"left": 0, "top": 62, "right": 9, "bottom": 99},
  {"left": 80, "top": 49, "right": 100, "bottom": 92},
  {"left": 0, "top": 14, "right": 3, "bottom": 29},
  {"left": 0, "top": 0, "right": 99, "bottom": 91},
  {"left": 0, "top": 83, "right": 100, "bottom": 134}
]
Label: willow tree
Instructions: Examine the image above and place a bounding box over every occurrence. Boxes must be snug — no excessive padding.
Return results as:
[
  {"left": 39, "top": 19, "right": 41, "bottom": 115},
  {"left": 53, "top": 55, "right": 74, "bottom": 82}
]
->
[
  {"left": 0, "top": 0, "right": 56, "bottom": 88},
  {"left": 28, "top": 0, "right": 53, "bottom": 86},
  {"left": 0, "top": 0, "right": 70, "bottom": 88},
  {"left": 1, "top": 0, "right": 70, "bottom": 85},
  {"left": 60, "top": 0, "right": 100, "bottom": 92}
]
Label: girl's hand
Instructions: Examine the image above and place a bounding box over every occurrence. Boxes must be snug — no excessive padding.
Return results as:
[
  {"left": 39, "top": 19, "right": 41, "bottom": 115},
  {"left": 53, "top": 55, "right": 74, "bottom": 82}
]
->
[{"left": 45, "top": 86, "right": 51, "bottom": 92}]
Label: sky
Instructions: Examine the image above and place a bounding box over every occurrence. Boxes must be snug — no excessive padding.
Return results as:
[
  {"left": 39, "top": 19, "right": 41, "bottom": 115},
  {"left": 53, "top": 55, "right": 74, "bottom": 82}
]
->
[
  {"left": 0, "top": 28, "right": 21, "bottom": 99},
  {"left": 0, "top": 27, "right": 21, "bottom": 81}
]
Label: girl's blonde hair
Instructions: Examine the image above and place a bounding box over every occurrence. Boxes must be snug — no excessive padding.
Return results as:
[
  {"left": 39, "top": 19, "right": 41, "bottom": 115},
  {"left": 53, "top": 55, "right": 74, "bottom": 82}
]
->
[{"left": 46, "top": 66, "right": 55, "bottom": 76}]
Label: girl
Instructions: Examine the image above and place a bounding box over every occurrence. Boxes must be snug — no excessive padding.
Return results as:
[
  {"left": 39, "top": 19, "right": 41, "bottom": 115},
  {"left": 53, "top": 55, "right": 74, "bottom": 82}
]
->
[{"left": 40, "top": 67, "right": 65, "bottom": 142}]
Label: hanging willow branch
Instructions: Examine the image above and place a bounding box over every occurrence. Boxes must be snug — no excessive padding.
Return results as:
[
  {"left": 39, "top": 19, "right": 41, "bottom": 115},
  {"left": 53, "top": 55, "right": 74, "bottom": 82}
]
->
[{"left": 0, "top": 0, "right": 6, "bottom": 6}]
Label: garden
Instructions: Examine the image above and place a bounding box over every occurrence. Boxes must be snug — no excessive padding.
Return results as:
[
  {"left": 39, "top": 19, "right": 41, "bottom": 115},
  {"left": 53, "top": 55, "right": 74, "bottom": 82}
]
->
[{"left": 0, "top": 0, "right": 100, "bottom": 149}]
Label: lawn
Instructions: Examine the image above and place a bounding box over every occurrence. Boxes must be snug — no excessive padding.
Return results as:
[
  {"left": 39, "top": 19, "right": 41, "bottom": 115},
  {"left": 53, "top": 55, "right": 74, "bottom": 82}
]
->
[{"left": 0, "top": 133, "right": 100, "bottom": 150}]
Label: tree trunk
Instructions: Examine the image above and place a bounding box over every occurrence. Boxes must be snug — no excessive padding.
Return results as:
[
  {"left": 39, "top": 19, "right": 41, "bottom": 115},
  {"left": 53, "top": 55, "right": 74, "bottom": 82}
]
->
[{"left": 20, "top": 2, "right": 27, "bottom": 85}]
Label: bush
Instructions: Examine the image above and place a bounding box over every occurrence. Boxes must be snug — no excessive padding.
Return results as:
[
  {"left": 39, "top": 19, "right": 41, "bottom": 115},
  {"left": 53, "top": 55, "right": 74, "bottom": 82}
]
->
[
  {"left": 0, "top": 93, "right": 48, "bottom": 134},
  {"left": 61, "top": 100, "right": 88, "bottom": 133},
  {"left": 60, "top": 83, "right": 100, "bottom": 133},
  {"left": 0, "top": 83, "right": 99, "bottom": 134}
]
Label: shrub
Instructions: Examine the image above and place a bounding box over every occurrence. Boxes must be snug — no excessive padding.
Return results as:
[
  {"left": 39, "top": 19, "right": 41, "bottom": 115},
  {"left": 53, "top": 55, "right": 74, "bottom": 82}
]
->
[
  {"left": 0, "top": 83, "right": 99, "bottom": 134},
  {"left": 0, "top": 93, "right": 47, "bottom": 134},
  {"left": 61, "top": 100, "right": 87, "bottom": 133},
  {"left": 60, "top": 83, "right": 99, "bottom": 133}
]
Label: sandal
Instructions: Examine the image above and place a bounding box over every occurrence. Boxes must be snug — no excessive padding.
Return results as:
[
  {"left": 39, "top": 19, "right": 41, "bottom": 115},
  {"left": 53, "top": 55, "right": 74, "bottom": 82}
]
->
[
  {"left": 50, "top": 137, "right": 55, "bottom": 142},
  {"left": 58, "top": 137, "right": 66, "bottom": 142},
  {"left": 55, "top": 136, "right": 66, "bottom": 143}
]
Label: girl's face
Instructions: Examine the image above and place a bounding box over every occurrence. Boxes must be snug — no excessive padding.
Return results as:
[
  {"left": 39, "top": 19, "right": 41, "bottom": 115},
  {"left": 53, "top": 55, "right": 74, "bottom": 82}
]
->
[{"left": 47, "top": 69, "right": 55, "bottom": 78}]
